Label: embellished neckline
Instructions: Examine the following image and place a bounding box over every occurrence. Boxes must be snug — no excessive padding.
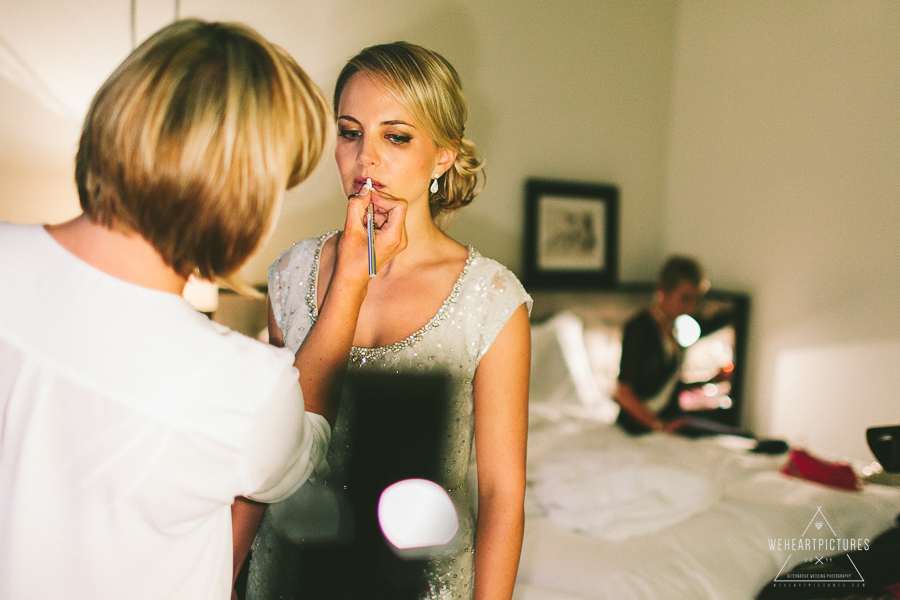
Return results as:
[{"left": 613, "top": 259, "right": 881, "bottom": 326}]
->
[{"left": 305, "top": 231, "right": 477, "bottom": 366}]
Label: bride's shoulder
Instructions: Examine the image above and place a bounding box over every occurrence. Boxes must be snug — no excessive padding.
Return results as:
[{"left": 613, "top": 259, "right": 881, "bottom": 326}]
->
[
  {"left": 269, "top": 231, "right": 338, "bottom": 282},
  {"left": 274, "top": 232, "right": 333, "bottom": 260},
  {"left": 465, "top": 250, "right": 515, "bottom": 281},
  {"left": 463, "top": 251, "right": 531, "bottom": 308}
]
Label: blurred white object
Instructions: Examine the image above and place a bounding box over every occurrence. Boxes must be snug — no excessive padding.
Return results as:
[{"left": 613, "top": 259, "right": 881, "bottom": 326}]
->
[
  {"left": 674, "top": 314, "right": 701, "bottom": 347},
  {"left": 378, "top": 479, "right": 458, "bottom": 549},
  {"left": 182, "top": 275, "right": 219, "bottom": 313}
]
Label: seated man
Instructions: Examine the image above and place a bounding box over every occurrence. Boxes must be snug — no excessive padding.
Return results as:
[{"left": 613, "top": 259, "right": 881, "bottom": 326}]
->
[{"left": 614, "top": 256, "right": 735, "bottom": 436}]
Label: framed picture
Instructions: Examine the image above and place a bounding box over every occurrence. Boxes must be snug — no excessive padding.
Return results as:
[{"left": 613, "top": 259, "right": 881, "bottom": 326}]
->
[{"left": 523, "top": 179, "right": 619, "bottom": 289}]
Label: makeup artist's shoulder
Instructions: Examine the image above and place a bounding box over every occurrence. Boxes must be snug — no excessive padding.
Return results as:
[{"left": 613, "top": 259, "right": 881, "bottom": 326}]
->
[
  {"left": 0, "top": 219, "right": 25, "bottom": 238},
  {"left": 0, "top": 220, "right": 41, "bottom": 254}
]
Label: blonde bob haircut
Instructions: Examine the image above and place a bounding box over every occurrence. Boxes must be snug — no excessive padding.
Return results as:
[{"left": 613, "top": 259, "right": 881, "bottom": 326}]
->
[
  {"left": 76, "top": 19, "right": 329, "bottom": 285},
  {"left": 334, "top": 41, "right": 484, "bottom": 220}
]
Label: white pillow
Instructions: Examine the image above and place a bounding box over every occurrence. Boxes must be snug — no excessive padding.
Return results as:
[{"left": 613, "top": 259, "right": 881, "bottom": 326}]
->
[
  {"left": 529, "top": 314, "right": 580, "bottom": 405},
  {"left": 530, "top": 312, "right": 620, "bottom": 423},
  {"left": 582, "top": 323, "right": 622, "bottom": 405}
]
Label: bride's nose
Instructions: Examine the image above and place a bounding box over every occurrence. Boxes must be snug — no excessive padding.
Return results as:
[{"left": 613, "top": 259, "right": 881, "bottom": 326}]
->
[{"left": 357, "top": 135, "right": 380, "bottom": 167}]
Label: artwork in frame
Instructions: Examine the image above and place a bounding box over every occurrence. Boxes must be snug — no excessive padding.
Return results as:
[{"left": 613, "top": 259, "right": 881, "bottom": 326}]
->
[{"left": 523, "top": 179, "right": 619, "bottom": 289}]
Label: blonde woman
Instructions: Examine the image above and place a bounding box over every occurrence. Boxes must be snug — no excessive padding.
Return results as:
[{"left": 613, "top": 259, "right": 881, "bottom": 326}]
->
[
  {"left": 0, "top": 20, "right": 407, "bottom": 600},
  {"left": 245, "top": 42, "right": 531, "bottom": 600}
]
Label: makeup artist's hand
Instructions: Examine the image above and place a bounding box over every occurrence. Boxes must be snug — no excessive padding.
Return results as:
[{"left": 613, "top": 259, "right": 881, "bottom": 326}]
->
[
  {"left": 367, "top": 188, "right": 408, "bottom": 271},
  {"left": 338, "top": 185, "right": 408, "bottom": 283}
]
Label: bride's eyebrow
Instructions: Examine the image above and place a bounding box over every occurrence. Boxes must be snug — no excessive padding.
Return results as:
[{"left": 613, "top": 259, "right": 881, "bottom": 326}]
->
[
  {"left": 382, "top": 120, "right": 417, "bottom": 129},
  {"left": 336, "top": 115, "right": 417, "bottom": 130}
]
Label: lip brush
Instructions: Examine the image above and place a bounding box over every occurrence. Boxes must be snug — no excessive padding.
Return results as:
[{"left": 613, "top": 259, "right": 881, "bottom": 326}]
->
[{"left": 365, "top": 178, "right": 376, "bottom": 277}]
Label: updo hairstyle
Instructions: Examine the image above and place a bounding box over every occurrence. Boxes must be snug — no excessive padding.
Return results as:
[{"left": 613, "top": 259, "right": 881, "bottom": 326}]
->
[{"left": 333, "top": 41, "right": 484, "bottom": 219}]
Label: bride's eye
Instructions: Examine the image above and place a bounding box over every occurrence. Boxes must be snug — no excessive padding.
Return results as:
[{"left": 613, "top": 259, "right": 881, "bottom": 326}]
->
[
  {"left": 338, "top": 128, "right": 362, "bottom": 140},
  {"left": 386, "top": 134, "right": 412, "bottom": 145}
]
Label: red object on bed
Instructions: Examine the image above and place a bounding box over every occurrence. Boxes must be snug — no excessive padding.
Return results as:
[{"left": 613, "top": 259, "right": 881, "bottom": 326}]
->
[{"left": 780, "top": 448, "right": 861, "bottom": 491}]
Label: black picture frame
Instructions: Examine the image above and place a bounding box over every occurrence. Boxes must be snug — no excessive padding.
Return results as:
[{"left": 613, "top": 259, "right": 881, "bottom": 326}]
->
[{"left": 523, "top": 179, "right": 619, "bottom": 289}]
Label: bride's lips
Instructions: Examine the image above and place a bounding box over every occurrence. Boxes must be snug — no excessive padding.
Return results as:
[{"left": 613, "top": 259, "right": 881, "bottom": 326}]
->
[{"left": 354, "top": 177, "right": 384, "bottom": 191}]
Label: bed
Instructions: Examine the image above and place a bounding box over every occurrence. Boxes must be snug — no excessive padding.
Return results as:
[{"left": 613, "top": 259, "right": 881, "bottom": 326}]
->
[
  {"left": 512, "top": 288, "right": 900, "bottom": 600},
  {"left": 214, "top": 287, "right": 900, "bottom": 600}
]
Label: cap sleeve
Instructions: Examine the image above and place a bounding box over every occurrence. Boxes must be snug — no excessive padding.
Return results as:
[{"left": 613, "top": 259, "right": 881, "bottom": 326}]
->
[
  {"left": 267, "top": 237, "right": 321, "bottom": 352},
  {"left": 470, "top": 258, "right": 532, "bottom": 362}
]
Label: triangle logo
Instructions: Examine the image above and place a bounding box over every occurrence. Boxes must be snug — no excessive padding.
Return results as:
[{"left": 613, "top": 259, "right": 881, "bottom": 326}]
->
[{"left": 771, "top": 506, "right": 866, "bottom": 584}]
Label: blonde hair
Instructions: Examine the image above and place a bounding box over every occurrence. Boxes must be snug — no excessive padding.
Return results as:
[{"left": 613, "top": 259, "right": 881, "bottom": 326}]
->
[
  {"left": 76, "top": 19, "right": 329, "bottom": 287},
  {"left": 333, "top": 41, "right": 484, "bottom": 219}
]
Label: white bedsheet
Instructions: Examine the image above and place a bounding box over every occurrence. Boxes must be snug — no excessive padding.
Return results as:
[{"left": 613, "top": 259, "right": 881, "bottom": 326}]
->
[
  {"left": 533, "top": 450, "right": 717, "bottom": 542},
  {"left": 517, "top": 415, "right": 900, "bottom": 600}
]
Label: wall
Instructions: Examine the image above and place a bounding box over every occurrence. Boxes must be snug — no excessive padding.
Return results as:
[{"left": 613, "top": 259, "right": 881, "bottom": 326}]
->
[
  {"left": 0, "top": 0, "right": 678, "bottom": 287},
  {"left": 666, "top": 0, "right": 900, "bottom": 461},
  {"left": 13, "top": 1, "right": 892, "bottom": 464}
]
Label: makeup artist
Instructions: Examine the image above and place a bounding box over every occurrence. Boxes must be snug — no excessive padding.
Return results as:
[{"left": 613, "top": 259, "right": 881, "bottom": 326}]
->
[{"left": 0, "top": 20, "right": 407, "bottom": 600}]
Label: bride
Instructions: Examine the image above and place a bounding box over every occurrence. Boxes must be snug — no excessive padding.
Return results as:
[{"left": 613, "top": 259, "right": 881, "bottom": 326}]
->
[{"left": 241, "top": 41, "right": 531, "bottom": 600}]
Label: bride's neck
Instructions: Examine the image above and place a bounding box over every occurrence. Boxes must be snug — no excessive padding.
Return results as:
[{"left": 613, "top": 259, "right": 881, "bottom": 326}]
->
[{"left": 389, "top": 203, "right": 458, "bottom": 267}]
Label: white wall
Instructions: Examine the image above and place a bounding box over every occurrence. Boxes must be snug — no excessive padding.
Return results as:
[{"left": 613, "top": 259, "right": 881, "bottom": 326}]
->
[
  {"left": 0, "top": 0, "right": 678, "bottom": 286},
  {"left": 666, "top": 0, "right": 900, "bottom": 461},
  {"left": 7, "top": 1, "right": 893, "bottom": 463}
]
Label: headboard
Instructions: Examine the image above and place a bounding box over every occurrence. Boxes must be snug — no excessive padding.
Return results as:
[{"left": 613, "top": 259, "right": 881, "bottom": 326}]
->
[{"left": 529, "top": 284, "right": 750, "bottom": 428}]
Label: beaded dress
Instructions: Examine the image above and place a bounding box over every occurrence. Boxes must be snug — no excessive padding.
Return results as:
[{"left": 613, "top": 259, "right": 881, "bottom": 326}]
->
[{"left": 246, "top": 232, "right": 531, "bottom": 600}]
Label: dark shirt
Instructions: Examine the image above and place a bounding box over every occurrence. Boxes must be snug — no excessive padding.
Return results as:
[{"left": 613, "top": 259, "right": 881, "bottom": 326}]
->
[
  {"left": 616, "top": 306, "right": 735, "bottom": 434},
  {"left": 616, "top": 309, "right": 679, "bottom": 433},
  {"left": 618, "top": 310, "right": 679, "bottom": 400}
]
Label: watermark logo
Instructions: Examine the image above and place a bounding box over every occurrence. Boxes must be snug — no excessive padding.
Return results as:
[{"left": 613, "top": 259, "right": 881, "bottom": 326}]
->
[{"left": 766, "top": 506, "right": 869, "bottom": 590}]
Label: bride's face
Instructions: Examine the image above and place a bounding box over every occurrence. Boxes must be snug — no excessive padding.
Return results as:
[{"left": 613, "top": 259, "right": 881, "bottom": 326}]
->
[{"left": 334, "top": 72, "right": 454, "bottom": 208}]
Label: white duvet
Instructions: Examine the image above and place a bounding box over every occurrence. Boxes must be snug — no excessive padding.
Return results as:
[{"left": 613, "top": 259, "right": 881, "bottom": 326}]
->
[
  {"left": 518, "top": 414, "right": 900, "bottom": 600},
  {"left": 519, "top": 311, "right": 900, "bottom": 599},
  {"left": 533, "top": 450, "right": 717, "bottom": 542}
]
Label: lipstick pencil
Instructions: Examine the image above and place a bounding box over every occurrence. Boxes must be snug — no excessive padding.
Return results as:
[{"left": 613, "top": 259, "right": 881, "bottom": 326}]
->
[{"left": 365, "top": 178, "right": 376, "bottom": 277}]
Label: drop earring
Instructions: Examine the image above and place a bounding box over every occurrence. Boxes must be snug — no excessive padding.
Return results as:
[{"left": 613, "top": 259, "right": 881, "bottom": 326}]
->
[{"left": 430, "top": 174, "right": 439, "bottom": 194}]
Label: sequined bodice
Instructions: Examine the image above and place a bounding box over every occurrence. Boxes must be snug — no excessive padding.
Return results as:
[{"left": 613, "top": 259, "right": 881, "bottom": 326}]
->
[
  {"left": 249, "top": 232, "right": 531, "bottom": 600},
  {"left": 298, "top": 232, "right": 478, "bottom": 369}
]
